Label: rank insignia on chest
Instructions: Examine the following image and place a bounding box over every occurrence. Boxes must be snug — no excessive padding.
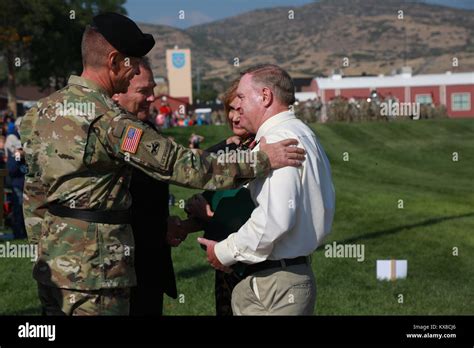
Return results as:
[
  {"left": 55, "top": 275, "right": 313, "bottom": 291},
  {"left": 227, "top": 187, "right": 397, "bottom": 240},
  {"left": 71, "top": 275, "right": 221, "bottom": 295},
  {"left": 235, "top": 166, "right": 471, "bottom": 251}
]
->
[{"left": 120, "top": 125, "right": 143, "bottom": 154}]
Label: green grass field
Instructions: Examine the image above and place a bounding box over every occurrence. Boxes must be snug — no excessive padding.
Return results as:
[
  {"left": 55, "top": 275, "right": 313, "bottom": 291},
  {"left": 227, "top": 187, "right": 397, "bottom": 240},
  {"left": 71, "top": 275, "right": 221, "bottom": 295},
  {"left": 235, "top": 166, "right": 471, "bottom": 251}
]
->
[{"left": 1, "top": 118, "right": 473, "bottom": 315}]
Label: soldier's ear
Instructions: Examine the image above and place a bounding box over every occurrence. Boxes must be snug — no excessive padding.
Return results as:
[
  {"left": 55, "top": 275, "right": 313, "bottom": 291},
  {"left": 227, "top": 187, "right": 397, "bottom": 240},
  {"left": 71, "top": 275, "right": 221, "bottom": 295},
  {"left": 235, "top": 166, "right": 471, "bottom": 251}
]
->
[{"left": 108, "top": 50, "right": 120, "bottom": 72}]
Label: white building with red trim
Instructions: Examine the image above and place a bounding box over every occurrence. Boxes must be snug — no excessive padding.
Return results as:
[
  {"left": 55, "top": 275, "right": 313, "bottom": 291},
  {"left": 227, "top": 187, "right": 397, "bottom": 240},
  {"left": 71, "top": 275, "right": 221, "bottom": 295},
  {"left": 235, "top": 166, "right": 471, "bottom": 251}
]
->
[{"left": 309, "top": 69, "right": 474, "bottom": 118}]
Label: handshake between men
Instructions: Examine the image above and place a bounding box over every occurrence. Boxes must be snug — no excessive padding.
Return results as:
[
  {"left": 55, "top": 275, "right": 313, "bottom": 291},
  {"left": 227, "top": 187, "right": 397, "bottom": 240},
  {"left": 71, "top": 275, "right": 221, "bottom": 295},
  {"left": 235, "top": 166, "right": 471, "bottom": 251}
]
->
[
  {"left": 167, "top": 193, "right": 233, "bottom": 273},
  {"left": 166, "top": 193, "right": 213, "bottom": 247}
]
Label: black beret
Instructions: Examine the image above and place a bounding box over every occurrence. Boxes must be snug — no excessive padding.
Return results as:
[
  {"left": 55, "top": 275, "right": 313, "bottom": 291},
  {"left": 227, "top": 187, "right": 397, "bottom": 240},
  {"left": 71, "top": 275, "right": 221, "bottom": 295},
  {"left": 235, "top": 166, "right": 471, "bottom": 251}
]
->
[{"left": 92, "top": 12, "right": 155, "bottom": 57}]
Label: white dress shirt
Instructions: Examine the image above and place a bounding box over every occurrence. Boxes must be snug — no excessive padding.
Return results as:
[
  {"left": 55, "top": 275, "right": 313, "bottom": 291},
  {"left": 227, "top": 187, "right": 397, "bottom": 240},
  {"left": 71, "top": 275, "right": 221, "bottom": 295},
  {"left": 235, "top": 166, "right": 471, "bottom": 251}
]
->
[{"left": 214, "top": 110, "right": 335, "bottom": 266}]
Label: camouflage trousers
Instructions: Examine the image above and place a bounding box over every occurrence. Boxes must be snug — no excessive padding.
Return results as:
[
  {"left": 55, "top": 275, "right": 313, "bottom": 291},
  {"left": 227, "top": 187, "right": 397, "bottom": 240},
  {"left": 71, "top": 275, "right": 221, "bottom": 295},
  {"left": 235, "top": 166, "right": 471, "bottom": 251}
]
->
[{"left": 37, "top": 283, "right": 130, "bottom": 316}]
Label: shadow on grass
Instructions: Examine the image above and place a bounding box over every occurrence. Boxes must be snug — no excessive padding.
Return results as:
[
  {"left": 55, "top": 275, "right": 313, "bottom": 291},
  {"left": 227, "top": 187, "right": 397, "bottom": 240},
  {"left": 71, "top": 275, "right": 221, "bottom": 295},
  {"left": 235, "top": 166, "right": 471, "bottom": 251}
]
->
[
  {"left": 176, "top": 264, "right": 212, "bottom": 279},
  {"left": 336, "top": 212, "right": 474, "bottom": 245}
]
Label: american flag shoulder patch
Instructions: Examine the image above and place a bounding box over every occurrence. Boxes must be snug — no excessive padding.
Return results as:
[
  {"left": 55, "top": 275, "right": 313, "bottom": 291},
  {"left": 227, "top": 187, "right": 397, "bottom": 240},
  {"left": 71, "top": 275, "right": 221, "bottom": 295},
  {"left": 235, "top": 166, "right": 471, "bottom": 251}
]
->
[{"left": 120, "top": 125, "right": 143, "bottom": 154}]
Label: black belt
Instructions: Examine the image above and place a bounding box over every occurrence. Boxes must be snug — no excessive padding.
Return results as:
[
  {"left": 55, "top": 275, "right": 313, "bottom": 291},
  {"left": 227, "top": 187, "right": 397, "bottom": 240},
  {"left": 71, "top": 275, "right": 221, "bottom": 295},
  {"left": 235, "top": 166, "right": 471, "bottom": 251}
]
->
[
  {"left": 47, "top": 204, "right": 132, "bottom": 224},
  {"left": 243, "top": 256, "right": 310, "bottom": 277}
]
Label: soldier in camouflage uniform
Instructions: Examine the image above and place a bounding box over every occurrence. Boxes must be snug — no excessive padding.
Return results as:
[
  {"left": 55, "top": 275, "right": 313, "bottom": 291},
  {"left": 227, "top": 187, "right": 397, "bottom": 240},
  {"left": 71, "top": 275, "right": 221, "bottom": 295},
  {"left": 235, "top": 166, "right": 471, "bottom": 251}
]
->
[{"left": 20, "top": 13, "right": 305, "bottom": 315}]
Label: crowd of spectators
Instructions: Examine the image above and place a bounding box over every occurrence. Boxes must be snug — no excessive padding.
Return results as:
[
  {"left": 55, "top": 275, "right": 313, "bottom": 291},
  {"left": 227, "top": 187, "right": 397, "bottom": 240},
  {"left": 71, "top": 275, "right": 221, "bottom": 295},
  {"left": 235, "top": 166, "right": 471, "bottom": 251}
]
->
[{"left": 0, "top": 109, "right": 27, "bottom": 240}]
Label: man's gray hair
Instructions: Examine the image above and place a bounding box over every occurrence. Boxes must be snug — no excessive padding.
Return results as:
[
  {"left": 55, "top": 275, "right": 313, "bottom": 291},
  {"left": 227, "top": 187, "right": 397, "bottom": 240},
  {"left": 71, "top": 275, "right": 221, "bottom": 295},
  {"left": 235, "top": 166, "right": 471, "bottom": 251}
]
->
[{"left": 241, "top": 64, "right": 296, "bottom": 106}]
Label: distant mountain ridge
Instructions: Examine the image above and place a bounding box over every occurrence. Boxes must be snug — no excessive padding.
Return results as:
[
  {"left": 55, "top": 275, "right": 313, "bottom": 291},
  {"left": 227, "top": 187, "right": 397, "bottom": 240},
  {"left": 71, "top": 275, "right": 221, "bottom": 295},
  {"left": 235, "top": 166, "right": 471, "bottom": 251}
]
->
[{"left": 138, "top": 0, "right": 474, "bottom": 89}]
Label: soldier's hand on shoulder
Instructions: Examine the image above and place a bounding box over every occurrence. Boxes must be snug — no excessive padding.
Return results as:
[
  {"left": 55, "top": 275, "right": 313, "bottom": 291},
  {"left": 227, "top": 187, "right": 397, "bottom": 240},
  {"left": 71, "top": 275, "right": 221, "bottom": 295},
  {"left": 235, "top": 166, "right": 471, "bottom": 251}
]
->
[{"left": 259, "top": 136, "right": 306, "bottom": 169}]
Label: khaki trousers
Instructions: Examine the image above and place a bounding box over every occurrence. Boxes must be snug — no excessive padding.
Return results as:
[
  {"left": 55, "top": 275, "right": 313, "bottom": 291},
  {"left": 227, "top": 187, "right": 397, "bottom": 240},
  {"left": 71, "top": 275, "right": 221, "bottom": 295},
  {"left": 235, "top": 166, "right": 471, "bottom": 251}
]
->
[{"left": 231, "top": 263, "right": 316, "bottom": 315}]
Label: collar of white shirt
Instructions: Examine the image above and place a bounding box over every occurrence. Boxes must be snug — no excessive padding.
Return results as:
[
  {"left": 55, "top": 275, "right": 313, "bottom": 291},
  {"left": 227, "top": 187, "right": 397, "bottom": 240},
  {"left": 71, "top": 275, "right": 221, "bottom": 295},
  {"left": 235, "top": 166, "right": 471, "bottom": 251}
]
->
[{"left": 255, "top": 110, "right": 296, "bottom": 141}]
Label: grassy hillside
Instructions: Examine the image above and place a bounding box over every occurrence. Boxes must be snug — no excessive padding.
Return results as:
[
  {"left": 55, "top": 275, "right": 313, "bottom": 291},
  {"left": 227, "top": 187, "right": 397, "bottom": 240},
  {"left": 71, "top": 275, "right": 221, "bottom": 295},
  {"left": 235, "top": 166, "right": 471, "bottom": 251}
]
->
[{"left": 1, "top": 118, "right": 473, "bottom": 315}]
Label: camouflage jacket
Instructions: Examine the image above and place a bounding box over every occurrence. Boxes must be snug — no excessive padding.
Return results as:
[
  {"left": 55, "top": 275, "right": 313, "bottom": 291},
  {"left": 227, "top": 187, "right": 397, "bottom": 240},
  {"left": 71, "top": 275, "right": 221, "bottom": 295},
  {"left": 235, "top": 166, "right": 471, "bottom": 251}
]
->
[{"left": 20, "top": 75, "right": 270, "bottom": 290}]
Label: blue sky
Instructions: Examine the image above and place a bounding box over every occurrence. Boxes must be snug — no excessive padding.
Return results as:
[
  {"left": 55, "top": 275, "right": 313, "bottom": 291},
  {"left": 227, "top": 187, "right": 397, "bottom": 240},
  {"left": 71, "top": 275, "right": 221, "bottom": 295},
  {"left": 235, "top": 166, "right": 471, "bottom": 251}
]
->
[{"left": 124, "top": 0, "right": 474, "bottom": 28}]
